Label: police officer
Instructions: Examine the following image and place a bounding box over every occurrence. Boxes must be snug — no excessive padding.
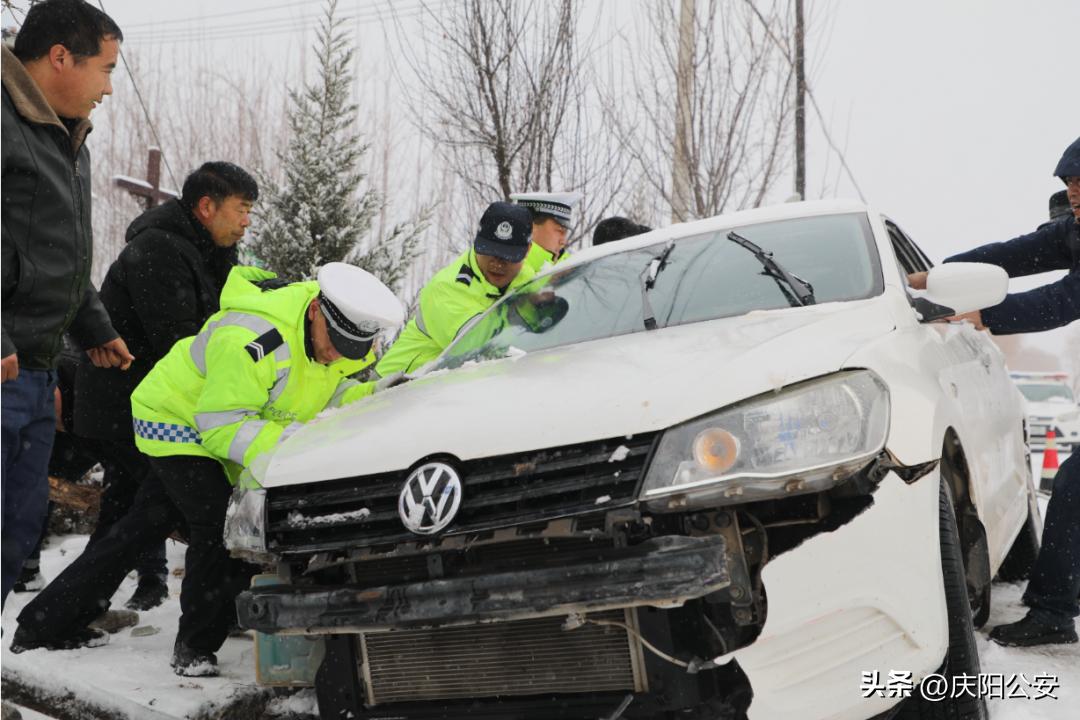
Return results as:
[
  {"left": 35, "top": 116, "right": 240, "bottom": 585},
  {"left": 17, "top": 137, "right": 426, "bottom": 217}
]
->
[
  {"left": 511, "top": 191, "right": 582, "bottom": 273},
  {"left": 376, "top": 202, "right": 535, "bottom": 377},
  {"left": 592, "top": 216, "right": 653, "bottom": 246},
  {"left": 910, "top": 136, "right": 1079, "bottom": 646},
  {"left": 13, "top": 263, "right": 404, "bottom": 676}
]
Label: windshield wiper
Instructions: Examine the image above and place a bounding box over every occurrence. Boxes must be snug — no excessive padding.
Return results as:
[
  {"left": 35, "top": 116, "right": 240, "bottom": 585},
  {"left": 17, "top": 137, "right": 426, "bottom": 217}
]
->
[
  {"left": 640, "top": 240, "right": 676, "bottom": 330},
  {"left": 726, "top": 231, "right": 816, "bottom": 307}
]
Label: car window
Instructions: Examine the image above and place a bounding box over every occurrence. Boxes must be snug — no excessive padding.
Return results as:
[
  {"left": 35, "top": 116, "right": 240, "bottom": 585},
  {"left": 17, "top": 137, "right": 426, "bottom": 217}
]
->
[
  {"left": 434, "top": 212, "right": 884, "bottom": 370},
  {"left": 884, "top": 219, "right": 930, "bottom": 275},
  {"left": 1018, "top": 383, "right": 1075, "bottom": 403}
]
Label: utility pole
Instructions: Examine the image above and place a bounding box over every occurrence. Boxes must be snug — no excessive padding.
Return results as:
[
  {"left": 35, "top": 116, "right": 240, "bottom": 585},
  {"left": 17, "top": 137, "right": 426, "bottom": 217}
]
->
[
  {"left": 794, "top": 0, "right": 806, "bottom": 200},
  {"left": 671, "top": 0, "right": 695, "bottom": 223}
]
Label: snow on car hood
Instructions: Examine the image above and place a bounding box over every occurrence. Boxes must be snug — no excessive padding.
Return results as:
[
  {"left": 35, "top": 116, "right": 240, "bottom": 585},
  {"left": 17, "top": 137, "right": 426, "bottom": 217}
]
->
[{"left": 259, "top": 298, "right": 896, "bottom": 487}]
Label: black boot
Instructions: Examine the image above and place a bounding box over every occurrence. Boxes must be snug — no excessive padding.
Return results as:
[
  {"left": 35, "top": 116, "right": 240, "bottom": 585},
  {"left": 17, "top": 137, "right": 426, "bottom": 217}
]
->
[
  {"left": 125, "top": 574, "right": 169, "bottom": 611},
  {"left": 989, "top": 613, "right": 1078, "bottom": 647},
  {"left": 171, "top": 642, "right": 219, "bottom": 677},
  {"left": 9, "top": 624, "right": 109, "bottom": 654}
]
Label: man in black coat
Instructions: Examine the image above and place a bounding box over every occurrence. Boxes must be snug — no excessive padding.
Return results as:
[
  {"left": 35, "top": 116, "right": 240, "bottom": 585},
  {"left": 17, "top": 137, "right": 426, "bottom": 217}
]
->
[
  {"left": 71, "top": 161, "right": 257, "bottom": 611},
  {"left": 909, "top": 138, "right": 1078, "bottom": 335},
  {"left": 912, "top": 136, "right": 1079, "bottom": 647},
  {"left": 1, "top": 0, "right": 133, "bottom": 608}
]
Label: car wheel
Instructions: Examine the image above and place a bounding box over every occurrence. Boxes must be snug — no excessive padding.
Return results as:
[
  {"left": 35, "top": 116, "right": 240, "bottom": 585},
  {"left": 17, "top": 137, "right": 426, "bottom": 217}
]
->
[
  {"left": 995, "top": 503, "right": 1040, "bottom": 583},
  {"left": 893, "top": 479, "right": 987, "bottom": 720}
]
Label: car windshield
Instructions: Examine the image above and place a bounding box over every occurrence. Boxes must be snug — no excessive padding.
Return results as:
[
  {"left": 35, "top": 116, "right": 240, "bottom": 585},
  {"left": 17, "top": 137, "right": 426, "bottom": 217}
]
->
[
  {"left": 433, "top": 212, "right": 883, "bottom": 371},
  {"left": 1018, "top": 383, "right": 1075, "bottom": 403}
]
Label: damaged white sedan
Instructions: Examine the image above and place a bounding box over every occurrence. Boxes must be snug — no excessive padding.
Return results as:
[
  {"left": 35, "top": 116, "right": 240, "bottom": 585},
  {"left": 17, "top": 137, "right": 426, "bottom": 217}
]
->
[{"left": 228, "top": 200, "right": 1038, "bottom": 720}]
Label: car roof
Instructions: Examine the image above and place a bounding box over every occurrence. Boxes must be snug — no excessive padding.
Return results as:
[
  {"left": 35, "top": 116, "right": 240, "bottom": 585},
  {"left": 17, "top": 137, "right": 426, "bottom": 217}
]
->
[{"left": 561, "top": 199, "right": 874, "bottom": 270}]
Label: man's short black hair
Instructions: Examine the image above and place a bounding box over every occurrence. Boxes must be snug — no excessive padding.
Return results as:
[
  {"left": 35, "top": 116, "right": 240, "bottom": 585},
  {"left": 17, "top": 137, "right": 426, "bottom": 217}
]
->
[
  {"left": 592, "top": 217, "right": 652, "bottom": 246},
  {"left": 180, "top": 162, "right": 259, "bottom": 208},
  {"left": 13, "top": 0, "right": 123, "bottom": 62}
]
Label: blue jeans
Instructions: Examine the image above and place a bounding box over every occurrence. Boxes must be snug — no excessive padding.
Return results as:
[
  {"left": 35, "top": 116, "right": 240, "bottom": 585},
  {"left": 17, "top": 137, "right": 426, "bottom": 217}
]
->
[
  {"left": 2, "top": 369, "right": 58, "bottom": 606},
  {"left": 1023, "top": 452, "right": 1080, "bottom": 627}
]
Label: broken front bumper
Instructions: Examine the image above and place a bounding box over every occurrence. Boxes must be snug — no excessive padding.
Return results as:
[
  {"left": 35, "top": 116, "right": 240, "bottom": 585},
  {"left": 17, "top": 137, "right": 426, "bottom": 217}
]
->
[{"left": 236, "top": 534, "right": 730, "bottom": 634}]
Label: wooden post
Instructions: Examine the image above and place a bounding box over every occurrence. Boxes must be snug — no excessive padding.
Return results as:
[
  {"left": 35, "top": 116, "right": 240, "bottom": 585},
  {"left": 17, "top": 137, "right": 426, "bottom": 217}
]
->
[
  {"left": 794, "top": 0, "right": 806, "bottom": 201},
  {"left": 114, "top": 147, "right": 179, "bottom": 209},
  {"left": 671, "top": 0, "right": 696, "bottom": 223}
]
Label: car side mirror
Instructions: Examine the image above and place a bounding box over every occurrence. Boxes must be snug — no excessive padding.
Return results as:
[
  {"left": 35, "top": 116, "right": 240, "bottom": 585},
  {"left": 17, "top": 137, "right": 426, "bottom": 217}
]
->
[{"left": 911, "top": 262, "right": 1008, "bottom": 322}]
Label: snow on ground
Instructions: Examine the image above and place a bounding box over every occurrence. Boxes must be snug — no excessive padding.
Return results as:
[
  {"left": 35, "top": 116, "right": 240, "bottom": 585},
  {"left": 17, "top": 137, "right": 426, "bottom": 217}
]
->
[
  {"left": 1, "top": 452, "right": 1075, "bottom": 719},
  {"left": 1, "top": 536, "right": 276, "bottom": 719}
]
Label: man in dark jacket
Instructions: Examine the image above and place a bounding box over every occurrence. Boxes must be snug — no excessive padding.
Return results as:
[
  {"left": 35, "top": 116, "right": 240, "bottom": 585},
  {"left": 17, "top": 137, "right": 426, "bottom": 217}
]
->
[
  {"left": 1, "top": 0, "right": 133, "bottom": 607},
  {"left": 909, "top": 138, "right": 1078, "bottom": 335},
  {"left": 73, "top": 161, "right": 257, "bottom": 610},
  {"left": 912, "top": 136, "right": 1079, "bottom": 647}
]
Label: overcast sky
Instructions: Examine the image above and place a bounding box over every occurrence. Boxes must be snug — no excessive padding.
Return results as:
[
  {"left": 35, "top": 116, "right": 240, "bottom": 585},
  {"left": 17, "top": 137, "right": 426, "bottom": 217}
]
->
[{"left": 4, "top": 0, "right": 1077, "bottom": 359}]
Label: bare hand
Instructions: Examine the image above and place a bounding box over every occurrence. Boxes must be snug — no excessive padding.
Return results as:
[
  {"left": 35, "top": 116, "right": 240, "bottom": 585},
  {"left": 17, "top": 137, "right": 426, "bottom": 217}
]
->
[
  {"left": 947, "top": 310, "right": 986, "bottom": 331},
  {"left": 87, "top": 337, "right": 135, "bottom": 370},
  {"left": 907, "top": 271, "right": 928, "bottom": 290},
  {"left": 1, "top": 353, "right": 18, "bottom": 383},
  {"left": 54, "top": 387, "right": 65, "bottom": 432}
]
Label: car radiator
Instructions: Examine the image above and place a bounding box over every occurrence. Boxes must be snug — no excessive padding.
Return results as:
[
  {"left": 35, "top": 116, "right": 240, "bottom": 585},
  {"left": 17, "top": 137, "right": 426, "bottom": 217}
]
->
[{"left": 357, "top": 609, "right": 648, "bottom": 705}]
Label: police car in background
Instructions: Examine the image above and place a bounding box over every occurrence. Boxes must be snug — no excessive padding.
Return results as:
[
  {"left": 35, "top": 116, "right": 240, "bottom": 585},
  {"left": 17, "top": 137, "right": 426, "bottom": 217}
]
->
[
  {"left": 1011, "top": 371, "right": 1080, "bottom": 453},
  {"left": 227, "top": 200, "right": 1038, "bottom": 720}
]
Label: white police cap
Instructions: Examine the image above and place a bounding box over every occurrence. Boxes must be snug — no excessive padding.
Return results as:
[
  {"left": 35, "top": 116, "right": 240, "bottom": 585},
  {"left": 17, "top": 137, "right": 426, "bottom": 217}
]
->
[
  {"left": 316, "top": 263, "right": 405, "bottom": 359},
  {"left": 510, "top": 191, "right": 583, "bottom": 228}
]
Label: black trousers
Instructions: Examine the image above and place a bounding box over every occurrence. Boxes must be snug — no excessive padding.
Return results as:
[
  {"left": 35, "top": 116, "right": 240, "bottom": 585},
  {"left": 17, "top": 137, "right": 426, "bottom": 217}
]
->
[
  {"left": 1023, "top": 452, "right": 1080, "bottom": 626},
  {"left": 88, "top": 439, "right": 167, "bottom": 578},
  {"left": 17, "top": 454, "right": 256, "bottom": 655},
  {"left": 150, "top": 455, "right": 258, "bottom": 654},
  {"left": 22, "top": 436, "right": 167, "bottom": 579}
]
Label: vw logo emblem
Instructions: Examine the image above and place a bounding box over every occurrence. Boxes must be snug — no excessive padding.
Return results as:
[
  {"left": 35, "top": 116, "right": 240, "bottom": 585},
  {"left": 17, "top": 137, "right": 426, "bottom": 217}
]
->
[{"left": 398, "top": 462, "right": 463, "bottom": 535}]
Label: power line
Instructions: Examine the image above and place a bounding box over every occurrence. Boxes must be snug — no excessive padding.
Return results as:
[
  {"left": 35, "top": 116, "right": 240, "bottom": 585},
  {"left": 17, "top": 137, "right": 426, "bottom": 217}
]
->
[
  {"left": 124, "top": 1, "right": 433, "bottom": 44},
  {"left": 97, "top": 0, "right": 180, "bottom": 190},
  {"left": 121, "top": 0, "right": 318, "bottom": 29}
]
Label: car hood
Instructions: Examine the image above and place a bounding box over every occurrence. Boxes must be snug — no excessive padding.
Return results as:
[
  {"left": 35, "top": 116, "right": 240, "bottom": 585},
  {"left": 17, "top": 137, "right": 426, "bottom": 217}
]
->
[
  {"left": 260, "top": 298, "right": 896, "bottom": 487},
  {"left": 1024, "top": 399, "right": 1078, "bottom": 419}
]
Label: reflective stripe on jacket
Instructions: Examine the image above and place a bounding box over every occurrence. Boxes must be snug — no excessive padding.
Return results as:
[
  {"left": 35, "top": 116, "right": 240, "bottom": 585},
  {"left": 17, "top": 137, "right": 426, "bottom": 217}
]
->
[
  {"left": 375, "top": 248, "right": 536, "bottom": 376},
  {"left": 131, "top": 266, "right": 375, "bottom": 479}
]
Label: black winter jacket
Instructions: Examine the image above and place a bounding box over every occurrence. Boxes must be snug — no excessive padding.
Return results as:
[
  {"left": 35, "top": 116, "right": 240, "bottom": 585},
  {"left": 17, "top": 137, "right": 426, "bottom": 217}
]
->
[
  {"left": 74, "top": 200, "right": 237, "bottom": 439},
  {"left": 1, "top": 46, "right": 116, "bottom": 369},
  {"left": 946, "top": 215, "right": 1079, "bottom": 335}
]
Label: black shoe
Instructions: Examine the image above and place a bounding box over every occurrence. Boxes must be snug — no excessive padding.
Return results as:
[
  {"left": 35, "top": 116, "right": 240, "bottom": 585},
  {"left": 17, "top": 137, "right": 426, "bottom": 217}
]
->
[
  {"left": 989, "top": 613, "right": 1078, "bottom": 647},
  {"left": 125, "top": 574, "right": 169, "bottom": 611},
  {"left": 9, "top": 625, "right": 109, "bottom": 654},
  {"left": 171, "top": 643, "right": 219, "bottom": 677}
]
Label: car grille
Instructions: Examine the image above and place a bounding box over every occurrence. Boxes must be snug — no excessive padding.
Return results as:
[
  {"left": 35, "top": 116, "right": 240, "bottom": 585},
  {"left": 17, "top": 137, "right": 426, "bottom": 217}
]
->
[
  {"left": 266, "top": 433, "right": 657, "bottom": 554},
  {"left": 359, "top": 610, "right": 645, "bottom": 705}
]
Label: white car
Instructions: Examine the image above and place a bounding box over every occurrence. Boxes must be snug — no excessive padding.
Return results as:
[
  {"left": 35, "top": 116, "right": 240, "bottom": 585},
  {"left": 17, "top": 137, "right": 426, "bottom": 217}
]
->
[
  {"left": 229, "top": 200, "right": 1038, "bottom": 720},
  {"left": 1011, "top": 372, "right": 1080, "bottom": 453}
]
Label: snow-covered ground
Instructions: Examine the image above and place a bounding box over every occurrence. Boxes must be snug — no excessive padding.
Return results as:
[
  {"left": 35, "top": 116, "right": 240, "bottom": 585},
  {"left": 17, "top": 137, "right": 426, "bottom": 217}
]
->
[{"left": 1, "top": 453, "right": 1075, "bottom": 719}]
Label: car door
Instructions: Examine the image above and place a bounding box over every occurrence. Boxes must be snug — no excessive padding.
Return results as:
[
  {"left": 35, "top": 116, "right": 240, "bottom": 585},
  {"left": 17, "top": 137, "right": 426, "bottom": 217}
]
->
[{"left": 884, "top": 218, "right": 1028, "bottom": 567}]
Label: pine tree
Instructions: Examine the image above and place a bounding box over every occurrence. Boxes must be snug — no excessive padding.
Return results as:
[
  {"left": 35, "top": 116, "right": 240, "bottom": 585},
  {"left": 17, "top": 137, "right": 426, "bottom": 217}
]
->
[{"left": 249, "top": 0, "right": 423, "bottom": 288}]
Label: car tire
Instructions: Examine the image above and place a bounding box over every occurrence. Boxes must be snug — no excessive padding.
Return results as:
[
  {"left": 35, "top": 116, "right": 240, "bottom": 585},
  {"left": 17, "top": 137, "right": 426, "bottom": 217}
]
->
[
  {"left": 893, "top": 479, "right": 988, "bottom": 720},
  {"left": 995, "top": 503, "right": 1040, "bottom": 583}
]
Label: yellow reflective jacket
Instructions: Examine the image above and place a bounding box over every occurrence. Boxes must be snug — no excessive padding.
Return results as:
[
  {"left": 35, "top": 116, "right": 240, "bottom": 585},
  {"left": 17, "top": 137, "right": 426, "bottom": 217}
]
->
[
  {"left": 375, "top": 249, "right": 536, "bottom": 376},
  {"left": 525, "top": 242, "right": 570, "bottom": 275},
  {"left": 131, "top": 266, "right": 375, "bottom": 480}
]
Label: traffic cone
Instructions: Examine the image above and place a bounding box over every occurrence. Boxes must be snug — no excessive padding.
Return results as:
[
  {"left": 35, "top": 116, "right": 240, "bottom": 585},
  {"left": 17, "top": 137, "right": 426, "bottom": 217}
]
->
[{"left": 1040, "top": 428, "right": 1060, "bottom": 494}]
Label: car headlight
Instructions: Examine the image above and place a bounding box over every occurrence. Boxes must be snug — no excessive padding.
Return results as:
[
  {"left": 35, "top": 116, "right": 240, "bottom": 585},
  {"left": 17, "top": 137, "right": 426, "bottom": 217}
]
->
[
  {"left": 1056, "top": 409, "right": 1079, "bottom": 424},
  {"left": 224, "top": 469, "right": 272, "bottom": 562},
  {"left": 640, "top": 370, "right": 890, "bottom": 510}
]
